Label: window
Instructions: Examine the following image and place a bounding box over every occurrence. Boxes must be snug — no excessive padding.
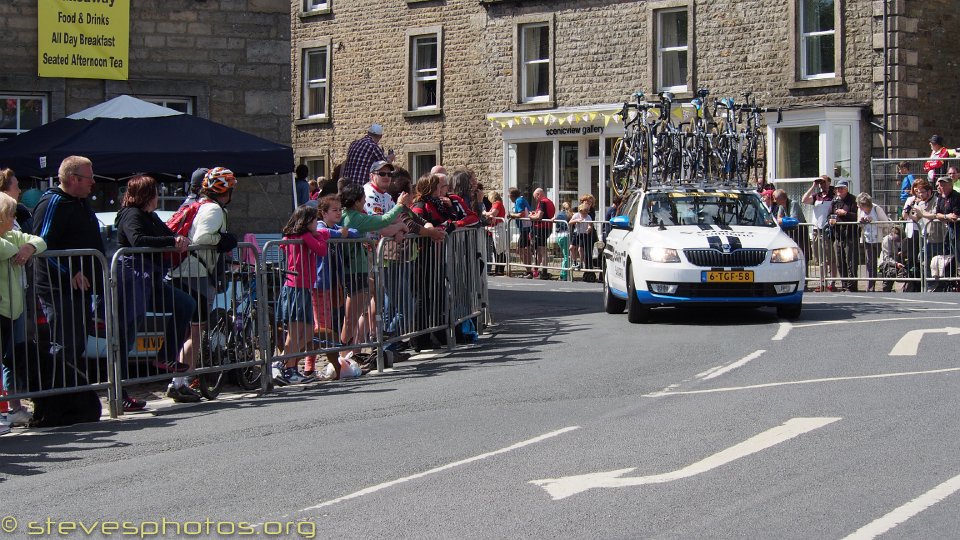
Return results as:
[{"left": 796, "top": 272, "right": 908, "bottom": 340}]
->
[
  {"left": 0, "top": 95, "right": 47, "bottom": 140},
  {"left": 303, "top": 157, "right": 327, "bottom": 181},
  {"left": 303, "top": 0, "right": 329, "bottom": 13},
  {"left": 656, "top": 8, "right": 689, "bottom": 92},
  {"left": 519, "top": 23, "right": 550, "bottom": 103},
  {"left": 775, "top": 127, "right": 820, "bottom": 179},
  {"left": 302, "top": 47, "right": 329, "bottom": 119},
  {"left": 410, "top": 152, "right": 437, "bottom": 181},
  {"left": 799, "top": 0, "right": 835, "bottom": 79},
  {"left": 411, "top": 34, "right": 439, "bottom": 110},
  {"left": 142, "top": 97, "right": 193, "bottom": 114}
]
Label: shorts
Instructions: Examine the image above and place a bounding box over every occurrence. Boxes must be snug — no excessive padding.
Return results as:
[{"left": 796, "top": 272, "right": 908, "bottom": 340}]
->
[
  {"left": 343, "top": 272, "right": 371, "bottom": 295},
  {"left": 533, "top": 227, "right": 550, "bottom": 248},
  {"left": 275, "top": 286, "right": 313, "bottom": 324},
  {"left": 573, "top": 233, "right": 592, "bottom": 248},
  {"left": 518, "top": 228, "right": 532, "bottom": 248},
  {"left": 172, "top": 276, "right": 214, "bottom": 324}
]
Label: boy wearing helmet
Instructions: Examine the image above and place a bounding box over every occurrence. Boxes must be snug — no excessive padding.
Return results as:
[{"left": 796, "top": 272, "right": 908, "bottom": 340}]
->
[{"left": 167, "top": 166, "right": 238, "bottom": 401}]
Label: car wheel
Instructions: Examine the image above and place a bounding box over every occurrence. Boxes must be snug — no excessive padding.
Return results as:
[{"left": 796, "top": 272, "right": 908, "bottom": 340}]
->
[
  {"left": 776, "top": 303, "right": 802, "bottom": 320},
  {"left": 626, "top": 266, "right": 651, "bottom": 324},
  {"left": 604, "top": 273, "right": 626, "bottom": 314}
]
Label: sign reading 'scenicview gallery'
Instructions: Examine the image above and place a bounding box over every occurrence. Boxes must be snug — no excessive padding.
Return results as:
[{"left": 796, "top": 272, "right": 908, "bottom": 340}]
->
[{"left": 37, "top": 0, "right": 130, "bottom": 80}]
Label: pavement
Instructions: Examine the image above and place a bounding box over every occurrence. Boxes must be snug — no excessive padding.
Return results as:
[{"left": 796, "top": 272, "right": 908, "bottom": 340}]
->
[{"left": 2, "top": 278, "right": 960, "bottom": 538}]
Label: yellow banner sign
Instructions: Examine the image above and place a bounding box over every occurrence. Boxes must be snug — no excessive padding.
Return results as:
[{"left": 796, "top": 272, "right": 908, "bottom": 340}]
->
[{"left": 38, "top": 0, "right": 130, "bottom": 80}]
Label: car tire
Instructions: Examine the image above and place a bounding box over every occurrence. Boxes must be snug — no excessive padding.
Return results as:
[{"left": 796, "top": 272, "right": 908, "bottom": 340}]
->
[
  {"left": 626, "top": 266, "right": 651, "bottom": 324},
  {"left": 776, "top": 303, "right": 802, "bottom": 320},
  {"left": 604, "top": 273, "right": 626, "bottom": 314}
]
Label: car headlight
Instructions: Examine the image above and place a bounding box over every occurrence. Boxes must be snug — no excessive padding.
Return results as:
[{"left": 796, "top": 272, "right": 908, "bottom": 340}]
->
[
  {"left": 642, "top": 247, "right": 681, "bottom": 263},
  {"left": 770, "top": 247, "right": 801, "bottom": 263}
]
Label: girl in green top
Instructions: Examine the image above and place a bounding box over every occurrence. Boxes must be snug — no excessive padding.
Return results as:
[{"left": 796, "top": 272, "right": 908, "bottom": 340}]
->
[{"left": 338, "top": 184, "right": 411, "bottom": 356}]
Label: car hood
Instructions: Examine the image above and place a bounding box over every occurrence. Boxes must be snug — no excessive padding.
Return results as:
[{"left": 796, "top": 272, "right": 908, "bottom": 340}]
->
[{"left": 637, "top": 224, "right": 796, "bottom": 251}]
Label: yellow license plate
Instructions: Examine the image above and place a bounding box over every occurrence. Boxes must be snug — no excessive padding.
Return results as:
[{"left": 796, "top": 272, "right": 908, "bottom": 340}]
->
[
  {"left": 703, "top": 271, "right": 754, "bottom": 283},
  {"left": 136, "top": 335, "right": 164, "bottom": 352}
]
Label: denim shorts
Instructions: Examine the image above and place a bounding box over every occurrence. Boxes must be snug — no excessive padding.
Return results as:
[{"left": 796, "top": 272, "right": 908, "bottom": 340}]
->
[{"left": 275, "top": 286, "right": 313, "bottom": 324}]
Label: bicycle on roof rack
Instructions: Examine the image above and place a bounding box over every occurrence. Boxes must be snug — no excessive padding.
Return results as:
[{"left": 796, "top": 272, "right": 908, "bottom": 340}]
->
[{"left": 610, "top": 89, "right": 782, "bottom": 195}]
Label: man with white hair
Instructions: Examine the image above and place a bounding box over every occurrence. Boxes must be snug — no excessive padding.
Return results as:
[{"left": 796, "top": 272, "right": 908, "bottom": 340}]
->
[{"left": 343, "top": 124, "right": 394, "bottom": 186}]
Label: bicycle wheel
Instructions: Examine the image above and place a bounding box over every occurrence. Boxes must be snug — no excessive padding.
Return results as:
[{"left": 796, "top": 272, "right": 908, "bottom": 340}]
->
[
  {"left": 197, "top": 309, "right": 228, "bottom": 400},
  {"left": 230, "top": 314, "right": 263, "bottom": 391},
  {"left": 637, "top": 126, "right": 652, "bottom": 191},
  {"left": 610, "top": 137, "right": 632, "bottom": 197}
]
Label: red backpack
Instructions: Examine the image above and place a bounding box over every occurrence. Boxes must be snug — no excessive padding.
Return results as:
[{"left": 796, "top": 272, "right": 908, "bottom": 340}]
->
[{"left": 164, "top": 199, "right": 212, "bottom": 267}]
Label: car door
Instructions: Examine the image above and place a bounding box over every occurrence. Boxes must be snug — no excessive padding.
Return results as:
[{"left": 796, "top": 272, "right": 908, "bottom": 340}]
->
[{"left": 604, "top": 192, "right": 640, "bottom": 292}]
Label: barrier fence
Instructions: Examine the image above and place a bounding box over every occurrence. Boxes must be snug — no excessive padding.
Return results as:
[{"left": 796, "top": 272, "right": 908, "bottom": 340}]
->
[{"left": 0, "top": 229, "right": 491, "bottom": 419}]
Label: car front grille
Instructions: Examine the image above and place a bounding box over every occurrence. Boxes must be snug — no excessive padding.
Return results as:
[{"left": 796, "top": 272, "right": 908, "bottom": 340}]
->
[{"left": 683, "top": 248, "right": 767, "bottom": 267}]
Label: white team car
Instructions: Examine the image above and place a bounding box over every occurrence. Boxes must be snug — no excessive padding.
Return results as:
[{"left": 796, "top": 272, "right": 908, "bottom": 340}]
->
[{"left": 602, "top": 188, "right": 804, "bottom": 323}]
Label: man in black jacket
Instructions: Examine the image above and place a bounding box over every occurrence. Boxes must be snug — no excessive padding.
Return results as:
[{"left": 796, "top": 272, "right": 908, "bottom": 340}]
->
[{"left": 32, "top": 156, "right": 106, "bottom": 390}]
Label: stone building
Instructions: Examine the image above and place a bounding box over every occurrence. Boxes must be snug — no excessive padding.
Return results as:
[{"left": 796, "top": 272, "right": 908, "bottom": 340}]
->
[
  {"left": 292, "top": 0, "right": 958, "bottom": 211},
  {"left": 0, "top": 0, "right": 293, "bottom": 234}
]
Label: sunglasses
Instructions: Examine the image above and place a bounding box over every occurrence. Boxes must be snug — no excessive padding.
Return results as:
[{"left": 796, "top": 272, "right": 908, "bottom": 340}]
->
[{"left": 374, "top": 171, "right": 395, "bottom": 178}]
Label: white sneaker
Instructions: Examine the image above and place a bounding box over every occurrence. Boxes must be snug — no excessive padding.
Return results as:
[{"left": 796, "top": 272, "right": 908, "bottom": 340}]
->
[
  {"left": 0, "top": 419, "right": 10, "bottom": 435},
  {"left": 6, "top": 407, "right": 32, "bottom": 427}
]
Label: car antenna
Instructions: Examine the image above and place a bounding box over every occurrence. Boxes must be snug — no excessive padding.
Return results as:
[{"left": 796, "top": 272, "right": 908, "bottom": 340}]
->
[{"left": 658, "top": 219, "right": 666, "bottom": 231}]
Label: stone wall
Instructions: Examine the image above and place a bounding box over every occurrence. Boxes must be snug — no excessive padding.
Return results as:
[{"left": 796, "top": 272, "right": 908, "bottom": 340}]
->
[
  {"left": 292, "top": 0, "right": 959, "bottom": 195},
  {"left": 0, "top": 0, "right": 292, "bottom": 235}
]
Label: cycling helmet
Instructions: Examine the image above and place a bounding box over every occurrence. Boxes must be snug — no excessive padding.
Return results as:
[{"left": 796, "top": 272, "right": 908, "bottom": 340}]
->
[{"left": 202, "top": 167, "right": 237, "bottom": 193}]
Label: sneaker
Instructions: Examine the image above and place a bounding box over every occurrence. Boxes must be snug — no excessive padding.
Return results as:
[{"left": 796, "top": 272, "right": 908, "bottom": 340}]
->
[
  {"left": 122, "top": 397, "right": 147, "bottom": 412},
  {"left": 271, "top": 362, "right": 290, "bottom": 386},
  {"left": 285, "top": 368, "right": 316, "bottom": 384},
  {"left": 523, "top": 272, "right": 534, "bottom": 279},
  {"left": 165, "top": 385, "right": 202, "bottom": 403},
  {"left": 5, "top": 406, "right": 32, "bottom": 426},
  {"left": 0, "top": 419, "right": 9, "bottom": 435}
]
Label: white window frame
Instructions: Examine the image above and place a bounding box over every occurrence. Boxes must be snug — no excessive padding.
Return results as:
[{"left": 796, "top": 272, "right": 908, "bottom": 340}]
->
[
  {"left": 799, "top": 0, "right": 836, "bottom": 80},
  {"left": 519, "top": 22, "right": 550, "bottom": 104},
  {"left": 301, "top": 46, "right": 330, "bottom": 120},
  {"left": 768, "top": 107, "right": 861, "bottom": 205},
  {"left": 656, "top": 8, "right": 689, "bottom": 93},
  {"left": 409, "top": 151, "right": 439, "bottom": 181},
  {"left": 303, "top": 0, "right": 329, "bottom": 13},
  {"left": 0, "top": 94, "right": 48, "bottom": 138},
  {"left": 142, "top": 96, "right": 193, "bottom": 114},
  {"left": 411, "top": 34, "right": 439, "bottom": 111}
]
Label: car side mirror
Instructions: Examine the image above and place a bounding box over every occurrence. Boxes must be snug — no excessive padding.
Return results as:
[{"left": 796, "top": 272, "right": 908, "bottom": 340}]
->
[
  {"left": 780, "top": 217, "right": 799, "bottom": 230},
  {"left": 610, "top": 215, "right": 631, "bottom": 230}
]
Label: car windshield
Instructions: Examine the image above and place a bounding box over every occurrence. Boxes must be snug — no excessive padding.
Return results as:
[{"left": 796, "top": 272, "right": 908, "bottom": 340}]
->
[{"left": 640, "top": 192, "right": 775, "bottom": 228}]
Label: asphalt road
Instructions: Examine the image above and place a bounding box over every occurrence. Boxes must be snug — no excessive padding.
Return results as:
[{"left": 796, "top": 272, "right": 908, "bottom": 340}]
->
[{"left": 2, "top": 279, "right": 960, "bottom": 539}]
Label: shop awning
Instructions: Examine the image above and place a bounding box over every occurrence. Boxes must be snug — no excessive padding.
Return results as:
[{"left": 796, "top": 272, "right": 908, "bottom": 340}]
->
[{"left": 486, "top": 104, "right": 625, "bottom": 129}]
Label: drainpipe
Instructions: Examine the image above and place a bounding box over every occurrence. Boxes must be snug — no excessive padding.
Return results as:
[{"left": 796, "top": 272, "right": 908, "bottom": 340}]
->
[{"left": 882, "top": 0, "right": 889, "bottom": 159}]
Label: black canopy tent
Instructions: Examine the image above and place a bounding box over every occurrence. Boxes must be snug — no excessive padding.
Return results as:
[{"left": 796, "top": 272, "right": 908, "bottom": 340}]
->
[{"left": 0, "top": 95, "right": 294, "bottom": 180}]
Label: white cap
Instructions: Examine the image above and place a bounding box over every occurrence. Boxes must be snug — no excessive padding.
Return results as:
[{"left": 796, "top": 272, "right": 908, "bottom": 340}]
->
[{"left": 369, "top": 124, "right": 384, "bottom": 136}]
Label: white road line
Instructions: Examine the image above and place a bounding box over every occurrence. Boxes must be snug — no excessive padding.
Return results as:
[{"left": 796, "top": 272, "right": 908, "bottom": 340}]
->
[
  {"left": 530, "top": 417, "right": 840, "bottom": 500},
  {"left": 297, "top": 426, "right": 580, "bottom": 512},
  {"left": 842, "top": 471, "right": 960, "bottom": 540},
  {"left": 869, "top": 296, "right": 959, "bottom": 305},
  {"left": 643, "top": 367, "right": 960, "bottom": 397},
  {"left": 696, "top": 366, "right": 724, "bottom": 379},
  {"left": 772, "top": 322, "right": 792, "bottom": 341},
  {"left": 792, "top": 315, "right": 960, "bottom": 330},
  {"left": 701, "top": 350, "right": 765, "bottom": 380},
  {"left": 889, "top": 327, "right": 960, "bottom": 356}
]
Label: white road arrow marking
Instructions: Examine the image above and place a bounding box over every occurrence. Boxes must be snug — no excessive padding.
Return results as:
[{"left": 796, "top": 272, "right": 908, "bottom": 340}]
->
[
  {"left": 529, "top": 417, "right": 840, "bottom": 500},
  {"left": 889, "top": 327, "right": 960, "bottom": 356}
]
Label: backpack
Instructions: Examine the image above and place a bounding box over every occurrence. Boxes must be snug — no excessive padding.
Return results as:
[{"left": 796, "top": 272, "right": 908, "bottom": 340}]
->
[{"left": 164, "top": 199, "right": 212, "bottom": 267}]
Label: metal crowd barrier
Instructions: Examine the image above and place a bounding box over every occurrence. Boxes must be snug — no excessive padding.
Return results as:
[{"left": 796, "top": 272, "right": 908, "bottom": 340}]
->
[
  {"left": 1, "top": 249, "right": 117, "bottom": 415},
  {"left": 796, "top": 218, "right": 959, "bottom": 292},
  {"left": 503, "top": 217, "right": 605, "bottom": 281}
]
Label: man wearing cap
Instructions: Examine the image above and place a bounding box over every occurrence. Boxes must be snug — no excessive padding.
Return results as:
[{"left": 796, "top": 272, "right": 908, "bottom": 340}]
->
[
  {"left": 924, "top": 135, "right": 952, "bottom": 181},
  {"left": 343, "top": 124, "right": 395, "bottom": 187},
  {"left": 179, "top": 167, "right": 208, "bottom": 210},
  {"left": 801, "top": 175, "right": 838, "bottom": 291},
  {"left": 832, "top": 180, "right": 860, "bottom": 292}
]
